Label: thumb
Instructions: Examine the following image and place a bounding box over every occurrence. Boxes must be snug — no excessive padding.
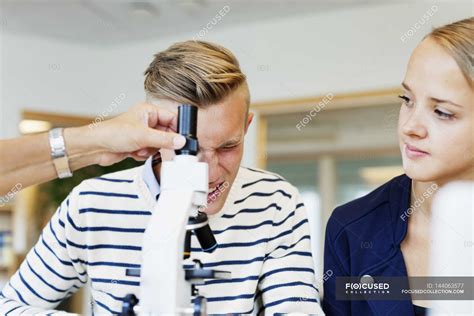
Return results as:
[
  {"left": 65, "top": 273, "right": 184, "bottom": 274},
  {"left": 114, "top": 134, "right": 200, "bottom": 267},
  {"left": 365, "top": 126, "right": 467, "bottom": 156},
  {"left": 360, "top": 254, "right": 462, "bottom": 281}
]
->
[{"left": 144, "top": 128, "right": 186, "bottom": 150}]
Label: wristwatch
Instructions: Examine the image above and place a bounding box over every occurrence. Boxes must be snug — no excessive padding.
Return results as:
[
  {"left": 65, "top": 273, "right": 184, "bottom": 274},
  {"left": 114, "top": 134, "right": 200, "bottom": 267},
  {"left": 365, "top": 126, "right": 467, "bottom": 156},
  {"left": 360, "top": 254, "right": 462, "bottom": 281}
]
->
[{"left": 49, "top": 128, "right": 73, "bottom": 179}]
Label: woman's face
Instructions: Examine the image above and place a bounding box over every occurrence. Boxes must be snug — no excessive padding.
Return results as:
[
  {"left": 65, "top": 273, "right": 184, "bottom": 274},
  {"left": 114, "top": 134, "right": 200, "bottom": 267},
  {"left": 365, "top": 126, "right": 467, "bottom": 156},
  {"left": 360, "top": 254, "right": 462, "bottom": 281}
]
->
[{"left": 398, "top": 37, "right": 474, "bottom": 184}]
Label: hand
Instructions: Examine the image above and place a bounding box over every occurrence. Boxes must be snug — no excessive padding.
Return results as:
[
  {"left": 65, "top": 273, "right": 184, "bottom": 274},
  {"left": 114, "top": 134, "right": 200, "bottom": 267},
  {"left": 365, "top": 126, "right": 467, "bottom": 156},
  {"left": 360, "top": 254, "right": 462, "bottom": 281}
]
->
[{"left": 70, "top": 102, "right": 186, "bottom": 166}]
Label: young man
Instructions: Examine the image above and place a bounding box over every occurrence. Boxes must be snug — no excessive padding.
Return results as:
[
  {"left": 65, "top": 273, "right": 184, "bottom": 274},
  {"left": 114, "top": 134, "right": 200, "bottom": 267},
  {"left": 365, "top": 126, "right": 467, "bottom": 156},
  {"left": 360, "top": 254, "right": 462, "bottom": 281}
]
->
[{"left": 0, "top": 41, "right": 323, "bottom": 315}]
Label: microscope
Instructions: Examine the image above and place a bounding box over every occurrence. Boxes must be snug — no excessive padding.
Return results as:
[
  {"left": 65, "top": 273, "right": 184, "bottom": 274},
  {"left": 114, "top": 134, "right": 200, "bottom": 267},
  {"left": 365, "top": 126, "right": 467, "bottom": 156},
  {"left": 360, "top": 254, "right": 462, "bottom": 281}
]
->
[{"left": 121, "top": 105, "right": 231, "bottom": 316}]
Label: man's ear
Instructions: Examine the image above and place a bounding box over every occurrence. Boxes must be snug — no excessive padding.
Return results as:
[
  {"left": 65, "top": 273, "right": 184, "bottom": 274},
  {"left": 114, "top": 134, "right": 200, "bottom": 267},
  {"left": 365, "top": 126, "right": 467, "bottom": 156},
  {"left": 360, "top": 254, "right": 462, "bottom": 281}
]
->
[{"left": 244, "top": 112, "right": 254, "bottom": 134}]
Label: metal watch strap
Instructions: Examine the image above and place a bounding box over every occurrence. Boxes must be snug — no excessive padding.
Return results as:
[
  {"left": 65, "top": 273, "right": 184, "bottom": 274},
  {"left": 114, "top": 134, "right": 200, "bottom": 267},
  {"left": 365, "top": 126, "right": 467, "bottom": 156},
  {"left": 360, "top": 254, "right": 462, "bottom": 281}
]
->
[{"left": 49, "top": 128, "right": 73, "bottom": 179}]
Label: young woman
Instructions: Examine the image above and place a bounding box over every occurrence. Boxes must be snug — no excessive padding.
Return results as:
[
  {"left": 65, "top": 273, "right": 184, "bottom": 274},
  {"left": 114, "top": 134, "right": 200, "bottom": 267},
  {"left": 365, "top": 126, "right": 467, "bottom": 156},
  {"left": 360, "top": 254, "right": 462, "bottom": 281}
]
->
[{"left": 323, "top": 17, "right": 473, "bottom": 316}]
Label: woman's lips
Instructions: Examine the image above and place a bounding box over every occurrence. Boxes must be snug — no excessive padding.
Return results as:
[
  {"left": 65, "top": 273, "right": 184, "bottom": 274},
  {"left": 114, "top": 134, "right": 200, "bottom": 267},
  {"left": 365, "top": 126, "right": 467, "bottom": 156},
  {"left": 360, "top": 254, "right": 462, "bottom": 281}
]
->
[{"left": 405, "top": 143, "right": 430, "bottom": 159}]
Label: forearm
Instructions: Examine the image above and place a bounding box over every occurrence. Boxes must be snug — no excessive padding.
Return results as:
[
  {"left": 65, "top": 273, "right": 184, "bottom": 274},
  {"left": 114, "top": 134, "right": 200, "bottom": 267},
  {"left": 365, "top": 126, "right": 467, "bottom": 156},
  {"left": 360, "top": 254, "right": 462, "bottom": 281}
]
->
[
  {"left": 0, "top": 102, "right": 184, "bottom": 196},
  {"left": 0, "top": 126, "right": 101, "bottom": 195}
]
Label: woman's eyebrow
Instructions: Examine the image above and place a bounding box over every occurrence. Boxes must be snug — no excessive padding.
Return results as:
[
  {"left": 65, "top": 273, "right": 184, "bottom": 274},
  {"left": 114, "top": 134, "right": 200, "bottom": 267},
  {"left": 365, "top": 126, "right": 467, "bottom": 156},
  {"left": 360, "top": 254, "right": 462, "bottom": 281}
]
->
[
  {"left": 401, "top": 82, "right": 412, "bottom": 92},
  {"left": 430, "top": 97, "right": 463, "bottom": 108},
  {"left": 402, "top": 82, "right": 463, "bottom": 108}
]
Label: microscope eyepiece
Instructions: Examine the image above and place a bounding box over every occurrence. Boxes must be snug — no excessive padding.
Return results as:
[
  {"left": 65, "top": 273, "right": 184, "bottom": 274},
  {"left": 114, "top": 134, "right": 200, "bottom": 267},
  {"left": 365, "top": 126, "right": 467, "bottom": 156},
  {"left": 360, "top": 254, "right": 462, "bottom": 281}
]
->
[
  {"left": 177, "top": 104, "right": 218, "bottom": 253},
  {"left": 176, "top": 104, "right": 199, "bottom": 156}
]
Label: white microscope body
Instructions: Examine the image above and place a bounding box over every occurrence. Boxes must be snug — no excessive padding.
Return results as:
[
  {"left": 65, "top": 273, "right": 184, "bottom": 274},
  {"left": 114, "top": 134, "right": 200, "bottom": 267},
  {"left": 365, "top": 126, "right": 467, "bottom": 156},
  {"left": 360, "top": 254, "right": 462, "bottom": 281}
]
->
[
  {"left": 121, "top": 105, "right": 229, "bottom": 316},
  {"left": 139, "top": 154, "right": 209, "bottom": 315},
  {"left": 429, "top": 181, "right": 474, "bottom": 316}
]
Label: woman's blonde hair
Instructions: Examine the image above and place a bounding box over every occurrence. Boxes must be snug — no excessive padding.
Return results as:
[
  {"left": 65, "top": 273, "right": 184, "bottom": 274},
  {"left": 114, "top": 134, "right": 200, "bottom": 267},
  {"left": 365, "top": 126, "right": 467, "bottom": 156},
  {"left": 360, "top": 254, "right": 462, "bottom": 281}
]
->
[
  {"left": 144, "top": 40, "right": 248, "bottom": 107},
  {"left": 426, "top": 17, "right": 473, "bottom": 86}
]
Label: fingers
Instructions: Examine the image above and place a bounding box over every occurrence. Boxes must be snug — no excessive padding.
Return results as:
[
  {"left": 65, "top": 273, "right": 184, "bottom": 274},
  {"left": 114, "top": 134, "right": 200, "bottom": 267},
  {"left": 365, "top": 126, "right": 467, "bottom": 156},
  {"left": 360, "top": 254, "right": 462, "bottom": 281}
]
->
[
  {"left": 144, "top": 128, "right": 186, "bottom": 150},
  {"left": 138, "top": 103, "right": 179, "bottom": 132},
  {"left": 129, "top": 153, "right": 151, "bottom": 162},
  {"left": 97, "top": 152, "right": 129, "bottom": 167},
  {"left": 134, "top": 148, "right": 159, "bottom": 158}
]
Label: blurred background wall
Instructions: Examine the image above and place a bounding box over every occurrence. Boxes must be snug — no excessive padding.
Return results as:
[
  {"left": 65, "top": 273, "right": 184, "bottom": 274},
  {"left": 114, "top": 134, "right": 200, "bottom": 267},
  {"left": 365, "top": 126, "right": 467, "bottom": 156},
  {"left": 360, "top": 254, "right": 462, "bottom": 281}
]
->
[
  {"left": 0, "top": 0, "right": 472, "bottom": 313},
  {"left": 1, "top": 1, "right": 469, "bottom": 140}
]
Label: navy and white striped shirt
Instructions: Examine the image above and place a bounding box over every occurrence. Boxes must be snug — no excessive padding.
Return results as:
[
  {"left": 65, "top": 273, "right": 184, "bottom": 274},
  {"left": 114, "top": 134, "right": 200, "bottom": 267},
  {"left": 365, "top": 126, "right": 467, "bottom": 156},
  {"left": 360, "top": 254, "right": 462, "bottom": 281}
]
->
[{"left": 0, "top": 161, "right": 323, "bottom": 315}]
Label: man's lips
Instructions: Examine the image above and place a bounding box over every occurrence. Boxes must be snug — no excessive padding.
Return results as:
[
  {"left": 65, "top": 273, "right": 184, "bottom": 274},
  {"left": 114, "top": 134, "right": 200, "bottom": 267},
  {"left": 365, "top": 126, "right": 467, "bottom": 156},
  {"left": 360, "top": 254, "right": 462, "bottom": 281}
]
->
[
  {"left": 209, "top": 182, "right": 224, "bottom": 193},
  {"left": 207, "top": 182, "right": 225, "bottom": 203},
  {"left": 405, "top": 143, "right": 430, "bottom": 158}
]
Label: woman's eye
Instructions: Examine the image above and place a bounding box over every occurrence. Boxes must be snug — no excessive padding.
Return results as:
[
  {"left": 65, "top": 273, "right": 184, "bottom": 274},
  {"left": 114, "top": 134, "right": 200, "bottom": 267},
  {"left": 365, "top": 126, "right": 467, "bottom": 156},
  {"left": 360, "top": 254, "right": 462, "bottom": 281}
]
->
[
  {"left": 398, "top": 95, "right": 413, "bottom": 107},
  {"left": 435, "top": 109, "right": 454, "bottom": 120}
]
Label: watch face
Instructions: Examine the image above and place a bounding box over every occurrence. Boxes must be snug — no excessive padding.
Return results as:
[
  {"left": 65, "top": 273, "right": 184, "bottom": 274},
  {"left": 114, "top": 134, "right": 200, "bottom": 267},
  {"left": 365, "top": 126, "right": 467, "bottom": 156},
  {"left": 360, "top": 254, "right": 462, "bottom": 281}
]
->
[
  {"left": 52, "top": 150, "right": 66, "bottom": 159},
  {"left": 50, "top": 129, "right": 71, "bottom": 177},
  {"left": 50, "top": 129, "right": 66, "bottom": 158}
]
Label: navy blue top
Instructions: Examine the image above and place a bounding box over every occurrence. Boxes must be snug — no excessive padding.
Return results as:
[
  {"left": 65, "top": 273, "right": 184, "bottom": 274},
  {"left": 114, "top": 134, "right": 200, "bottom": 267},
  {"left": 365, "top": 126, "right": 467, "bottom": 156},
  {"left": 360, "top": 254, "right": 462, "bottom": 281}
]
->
[
  {"left": 323, "top": 174, "right": 418, "bottom": 316},
  {"left": 414, "top": 304, "right": 428, "bottom": 315}
]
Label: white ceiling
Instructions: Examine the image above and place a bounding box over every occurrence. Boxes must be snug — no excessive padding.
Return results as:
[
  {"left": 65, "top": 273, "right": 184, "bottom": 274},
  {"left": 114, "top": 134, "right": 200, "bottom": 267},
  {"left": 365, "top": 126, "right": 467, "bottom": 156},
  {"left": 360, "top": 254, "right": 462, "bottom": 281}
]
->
[{"left": 0, "top": 0, "right": 385, "bottom": 46}]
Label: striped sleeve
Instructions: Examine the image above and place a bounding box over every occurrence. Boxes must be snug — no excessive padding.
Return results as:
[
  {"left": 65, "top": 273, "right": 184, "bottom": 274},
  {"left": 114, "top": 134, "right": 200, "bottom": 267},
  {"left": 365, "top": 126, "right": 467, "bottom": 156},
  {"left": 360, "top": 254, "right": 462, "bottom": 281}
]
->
[
  {"left": 257, "top": 186, "right": 324, "bottom": 315},
  {"left": 0, "top": 193, "right": 87, "bottom": 315}
]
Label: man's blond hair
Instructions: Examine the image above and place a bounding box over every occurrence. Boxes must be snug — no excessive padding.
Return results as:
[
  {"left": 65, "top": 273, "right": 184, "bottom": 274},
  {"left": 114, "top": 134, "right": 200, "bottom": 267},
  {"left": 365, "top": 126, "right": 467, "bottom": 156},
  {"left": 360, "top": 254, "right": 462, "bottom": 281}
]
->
[{"left": 144, "top": 40, "right": 249, "bottom": 107}]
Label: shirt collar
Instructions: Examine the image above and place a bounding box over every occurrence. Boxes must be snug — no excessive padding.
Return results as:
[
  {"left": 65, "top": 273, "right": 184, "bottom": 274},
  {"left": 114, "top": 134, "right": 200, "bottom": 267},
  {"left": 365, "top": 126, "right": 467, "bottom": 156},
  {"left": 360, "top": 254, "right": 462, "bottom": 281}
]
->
[
  {"left": 142, "top": 157, "right": 161, "bottom": 201},
  {"left": 390, "top": 174, "right": 411, "bottom": 246}
]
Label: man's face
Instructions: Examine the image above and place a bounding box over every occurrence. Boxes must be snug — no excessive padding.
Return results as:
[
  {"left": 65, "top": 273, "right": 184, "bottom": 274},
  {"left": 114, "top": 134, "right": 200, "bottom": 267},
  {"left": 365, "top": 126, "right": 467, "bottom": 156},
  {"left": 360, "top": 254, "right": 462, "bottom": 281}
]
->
[{"left": 152, "top": 84, "right": 253, "bottom": 215}]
